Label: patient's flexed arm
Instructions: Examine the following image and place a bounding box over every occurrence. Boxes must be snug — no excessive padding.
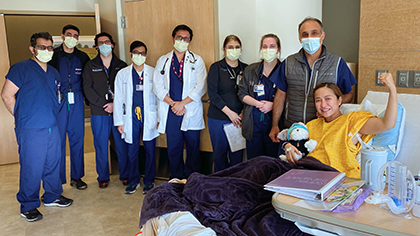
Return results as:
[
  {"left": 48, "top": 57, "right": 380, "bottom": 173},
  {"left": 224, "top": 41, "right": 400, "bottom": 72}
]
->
[{"left": 359, "top": 73, "right": 397, "bottom": 135}]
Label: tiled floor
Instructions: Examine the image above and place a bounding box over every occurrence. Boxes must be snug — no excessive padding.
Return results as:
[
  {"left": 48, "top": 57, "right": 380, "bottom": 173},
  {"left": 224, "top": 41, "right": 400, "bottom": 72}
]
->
[{"left": 0, "top": 152, "right": 167, "bottom": 236}]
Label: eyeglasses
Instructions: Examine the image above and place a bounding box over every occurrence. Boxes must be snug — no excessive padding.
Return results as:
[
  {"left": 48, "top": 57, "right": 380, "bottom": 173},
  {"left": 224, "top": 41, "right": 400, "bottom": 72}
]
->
[
  {"left": 34, "top": 45, "right": 54, "bottom": 51},
  {"left": 97, "top": 40, "right": 112, "bottom": 46},
  {"left": 175, "top": 35, "right": 190, "bottom": 42},
  {"left": 132, "top": 50, "right": 147, "bottom": 56},
  {"left": 65, "top": 32, "right": 79, "bottom": 39}
]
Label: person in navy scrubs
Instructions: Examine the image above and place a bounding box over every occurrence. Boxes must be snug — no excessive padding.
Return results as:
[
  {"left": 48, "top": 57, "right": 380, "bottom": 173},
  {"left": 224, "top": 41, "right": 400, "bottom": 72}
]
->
[
  {"left": 49, "top": 24, "right": 90, "bottom": 190},
  {"left": 1, "top": 32, "right": 73, "bottom": 222},
  {"left": 153, "top": 25, "right": 207, "bottom": 179},
  {"left": 114, "top": 41, "right": 159, "bottom": 194},
  {"left": 207, "top": 35, "right": 248, "bottom": 172},
  {"left": 238, "top": 34, "right": 281, "bottom": 159},
  {"left": 83, "top": 32, "right": 128, "bottom": 188}
]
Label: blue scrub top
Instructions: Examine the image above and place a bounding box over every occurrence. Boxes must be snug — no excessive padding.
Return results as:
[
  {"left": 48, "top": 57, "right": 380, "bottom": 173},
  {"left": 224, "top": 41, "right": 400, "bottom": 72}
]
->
[
  {"left": 169, "top": 52, "right": 183, "bottom": 101},
  {"left": 252, "top": 65, "right": 277, "bottom": 124},
  {"left": 6, "top": 59, "right": 60, "bottom": 128},
  {"left": 253, "top": 65, "right": 277, "bottom": 102},
  {"left": 58, "top": 53, "right": 83, "bottom": 93},
  {"left": 132, "top": 66, "right": 144, "bottom": 125}
]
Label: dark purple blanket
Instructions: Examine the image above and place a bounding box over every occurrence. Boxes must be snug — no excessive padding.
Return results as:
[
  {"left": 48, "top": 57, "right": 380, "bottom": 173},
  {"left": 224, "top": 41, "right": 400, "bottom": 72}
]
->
[{"left": 139, "top": 156, "right": 337, "bottom": 235}]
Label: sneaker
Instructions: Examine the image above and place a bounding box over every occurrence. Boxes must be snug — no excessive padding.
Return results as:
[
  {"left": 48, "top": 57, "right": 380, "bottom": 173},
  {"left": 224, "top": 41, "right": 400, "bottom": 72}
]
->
[
  {"left": 70, "top": 178, "right": 87, "bottom": 190},
  {"left": 44, "top": 195, "right": 73, "bottom": 207},
  {"left": 21, "top": 208, "right": 43, "bottom": 222},
  {"left": 125, "top": 182, "right": 140, "bottom": 194},
  {"left": 143, "top": 183, "right": 154, "bottom": 194}
]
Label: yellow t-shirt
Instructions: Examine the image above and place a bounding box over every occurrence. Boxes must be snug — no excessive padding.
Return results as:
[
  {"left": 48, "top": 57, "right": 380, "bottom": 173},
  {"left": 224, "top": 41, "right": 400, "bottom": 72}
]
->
[{"left": 307, "top": 111, "right": 375, "bottom": 178}]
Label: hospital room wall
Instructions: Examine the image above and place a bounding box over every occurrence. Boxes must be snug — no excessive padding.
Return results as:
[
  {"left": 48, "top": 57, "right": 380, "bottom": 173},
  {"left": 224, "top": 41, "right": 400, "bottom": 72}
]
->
[
  {"left": 216, "top": 0, "right": 322, "bottom": 64},
  {"left": 358, "top": 0, "right": 420, "bottom": 102}
]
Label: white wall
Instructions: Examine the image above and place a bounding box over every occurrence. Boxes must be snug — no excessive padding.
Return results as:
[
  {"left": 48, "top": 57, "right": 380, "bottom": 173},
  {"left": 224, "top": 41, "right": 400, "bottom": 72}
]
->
[
  {"left": 0, "top": 0, "right": 95, "bottom": 12},
  {"left": 218, "top": 0, "right": 322, "bottom": 64}
]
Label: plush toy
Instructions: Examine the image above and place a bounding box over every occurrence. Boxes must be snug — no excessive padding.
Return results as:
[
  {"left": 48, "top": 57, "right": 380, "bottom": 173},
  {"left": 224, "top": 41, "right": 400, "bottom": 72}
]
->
[{"left": 277, "top": 122, "right": 317, "bottom": 163}]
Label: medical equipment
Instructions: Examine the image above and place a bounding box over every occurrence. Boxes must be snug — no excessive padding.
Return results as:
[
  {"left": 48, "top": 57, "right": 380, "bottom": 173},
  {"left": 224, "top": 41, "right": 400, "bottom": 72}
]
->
[
  {"left": 413, "top": 172, "right": 420, "bottom": 218},
  {"left": 160, "top": 51, "right": 197, "bottom": 75},
  {"left": 365, "top": 161, "right": 416, "bottom": 216},
  {"left": 360, "top": 146, "right": 388, "bottom": 191}
]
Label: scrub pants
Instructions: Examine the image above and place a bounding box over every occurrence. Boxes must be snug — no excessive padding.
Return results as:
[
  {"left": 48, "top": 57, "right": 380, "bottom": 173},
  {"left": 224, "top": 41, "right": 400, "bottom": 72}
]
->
[
  {"left": 90, "top": 115, "right": 128, "bottom": 182},
  {"left": 57, "top": 91, "right": 85, "bottom": 184},
  {"left": 128, "top": 119, "right": 156, "bottom": 185},
  {"left": 246, "top": 111, "right": 279, "bottom": 159},
  {"left": 15, "top": 126, "right": 63, "bottom": 213},
  {"left": 208, "top": 118, "right": 243, "bottom": 172},
  {"left": 166, "top": 110, "right": 201, "bottom": 179}
]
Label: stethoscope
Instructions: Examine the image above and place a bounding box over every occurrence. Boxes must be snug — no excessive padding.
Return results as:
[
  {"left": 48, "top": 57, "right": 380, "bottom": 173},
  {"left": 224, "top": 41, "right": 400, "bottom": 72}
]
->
[{"left": 160, "top": 50, "right": 197, "bottom": 75}]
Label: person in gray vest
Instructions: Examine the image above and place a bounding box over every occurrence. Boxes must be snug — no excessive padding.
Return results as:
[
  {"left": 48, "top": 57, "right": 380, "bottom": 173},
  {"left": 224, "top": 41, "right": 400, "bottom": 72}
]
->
[{"left": 269, "top": 17, "right": 357, "bottom": 145}]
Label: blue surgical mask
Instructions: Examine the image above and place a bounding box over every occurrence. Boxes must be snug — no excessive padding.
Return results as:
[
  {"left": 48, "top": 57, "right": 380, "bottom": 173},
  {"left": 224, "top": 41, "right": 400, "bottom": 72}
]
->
[
  {"left": 301, "top": 37, "right": 321, "bottom": 54},
  {"left": 99, "top": 44, "right": 112, "bottom": 56}
]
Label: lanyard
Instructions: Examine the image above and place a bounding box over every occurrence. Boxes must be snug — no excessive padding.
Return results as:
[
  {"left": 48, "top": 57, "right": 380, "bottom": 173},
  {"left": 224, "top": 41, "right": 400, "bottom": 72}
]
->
[
  {"left": 171, "top": 56, "right": 184, "bottom": 81},
  {"left": 138, "top": 71, "right": 144, "bottom": 84}
]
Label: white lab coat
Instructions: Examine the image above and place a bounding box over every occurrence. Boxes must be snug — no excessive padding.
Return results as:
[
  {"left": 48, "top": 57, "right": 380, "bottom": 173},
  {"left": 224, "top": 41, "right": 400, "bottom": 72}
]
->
[
  {"left": 153, "top": 50, "right": 207, "bottom": 133},
  {"left": 113, "top": 64, "right": 159, "bottom": 143}
]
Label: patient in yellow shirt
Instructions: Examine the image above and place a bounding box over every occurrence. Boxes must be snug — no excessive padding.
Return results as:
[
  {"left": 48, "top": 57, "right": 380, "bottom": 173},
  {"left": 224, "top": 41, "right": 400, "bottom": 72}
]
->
[{"left": 283, "top": 73, "right": 397, "bottom": 178}]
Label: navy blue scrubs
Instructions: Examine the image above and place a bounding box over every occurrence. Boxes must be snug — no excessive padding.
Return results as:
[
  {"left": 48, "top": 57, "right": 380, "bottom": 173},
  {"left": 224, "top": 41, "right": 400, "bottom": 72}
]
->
[
  {"left": 57, "top": 54, "right": 85, "bottom": 184},
  {"left": 6, "top": 59, "right": 63, "bottom": 213},
  {"left": 90, "top": 58, "right": 128, "bottom": 182},
  {"left": 127, "top": 67, "right": 156, "bottom": 185},
  {"left": 166, "top": 53, "right": 200, "bottom": 179},
  {"left": 246, "top": 66, "right": 279, "bottom": 159}
]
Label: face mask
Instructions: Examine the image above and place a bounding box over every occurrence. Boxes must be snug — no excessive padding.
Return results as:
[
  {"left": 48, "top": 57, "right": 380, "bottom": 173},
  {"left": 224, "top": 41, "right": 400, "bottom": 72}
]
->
[
  {"left": 226, "top": 48, "right": 241, "bottom": 61},
  {"left": 99, "top": 44, "right": 112, "bottom": 56},
  {"left": 132, "top": 54, "right": 146, "bottom": 66},
  {"left": 36, "top": 49, "right": 54, "bottom": 63},
  {"left": 64, "top": 36, "right": 78, "bottom": 49},
  {"left": 173, "top": 40, "right": 189, "bottom": 52},
  {"left": 260, "top": 48, "right": 278, "bottom": 63},
  {"left": 301, "top": 37, "right": 321, "bottom": 54}
]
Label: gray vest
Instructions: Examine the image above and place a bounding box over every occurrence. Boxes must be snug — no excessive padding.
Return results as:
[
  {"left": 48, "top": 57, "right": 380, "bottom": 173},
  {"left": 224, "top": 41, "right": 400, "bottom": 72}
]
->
[{"left": 284, "top": 46, "right": 340, "bottom": 127}]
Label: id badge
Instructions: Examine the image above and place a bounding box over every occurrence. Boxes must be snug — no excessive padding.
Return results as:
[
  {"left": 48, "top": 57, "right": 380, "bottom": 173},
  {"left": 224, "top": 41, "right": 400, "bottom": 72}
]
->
[
  {"left": 254, "top": 84, "right": 264, "bottom": 96},
  {"left": 236, "top": 75, "right": 242, "bottom": 85},
  {"left": 253, "top": 84, "right": 264, "bottom": 92},
  {"left": 136, "top": 84, "right": 144, "bottom": 91},
  {"left": 68, "top": 92, "right": 75, "bottom": 104}
]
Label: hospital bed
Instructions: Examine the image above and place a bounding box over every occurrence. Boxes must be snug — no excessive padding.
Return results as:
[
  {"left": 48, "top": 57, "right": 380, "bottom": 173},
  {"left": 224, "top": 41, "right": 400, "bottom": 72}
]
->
[{"left": 138, "top": 91, "right": 420, "bottom": 235}]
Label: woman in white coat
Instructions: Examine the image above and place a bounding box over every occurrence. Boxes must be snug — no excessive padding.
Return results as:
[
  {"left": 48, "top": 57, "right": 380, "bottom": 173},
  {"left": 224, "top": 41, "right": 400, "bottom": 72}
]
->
[
  {"left": 114, "top": 41, "right": 159, "bottom": 194},
  {"left": 153, "top": 25, "right": 207, "bottom": 180}
]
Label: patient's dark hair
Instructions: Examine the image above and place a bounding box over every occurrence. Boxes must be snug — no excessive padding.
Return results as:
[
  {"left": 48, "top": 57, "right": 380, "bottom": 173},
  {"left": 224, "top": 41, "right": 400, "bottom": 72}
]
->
[{"left": 313, "top": 83, "right": 342, "bottom": 100}]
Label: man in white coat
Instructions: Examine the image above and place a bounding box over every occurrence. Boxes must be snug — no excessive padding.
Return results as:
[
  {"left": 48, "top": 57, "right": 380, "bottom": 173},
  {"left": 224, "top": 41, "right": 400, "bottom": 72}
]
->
[
  {"left": 114, "top": 41, "right": 159, "bottom": 194},
  {"left": 153, "top": 24, "right": 207, "bottom": 179}
]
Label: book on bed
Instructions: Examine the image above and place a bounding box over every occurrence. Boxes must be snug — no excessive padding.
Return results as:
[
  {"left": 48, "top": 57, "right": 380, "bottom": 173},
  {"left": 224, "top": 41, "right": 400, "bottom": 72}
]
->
[{"left": 264, "top": 169, "right": 346, "bottom": 201}]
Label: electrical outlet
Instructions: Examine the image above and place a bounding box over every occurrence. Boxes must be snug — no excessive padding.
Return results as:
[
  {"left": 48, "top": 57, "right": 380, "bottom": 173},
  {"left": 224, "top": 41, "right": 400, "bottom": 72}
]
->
[
  {"left": 375, "top": 70, "right": 388, "bottom": 86},
  {"left": 396, "top": 70, "right": 410, "bottom": 87},
  {"left": 412, "top": 71, "right": 420, "bottom": 88}
]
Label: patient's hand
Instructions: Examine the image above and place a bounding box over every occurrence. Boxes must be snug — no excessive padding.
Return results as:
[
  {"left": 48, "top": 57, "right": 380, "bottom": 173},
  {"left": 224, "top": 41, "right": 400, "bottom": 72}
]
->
[{"left": 284, "top": 143, "right": 302, "bottom": 164}]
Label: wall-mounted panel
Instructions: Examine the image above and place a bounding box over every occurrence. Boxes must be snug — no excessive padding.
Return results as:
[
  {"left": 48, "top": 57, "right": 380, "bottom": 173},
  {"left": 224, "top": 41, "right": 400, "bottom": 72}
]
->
[{"left": 358, "top": 52, "right": 420, "bottom": 102}]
